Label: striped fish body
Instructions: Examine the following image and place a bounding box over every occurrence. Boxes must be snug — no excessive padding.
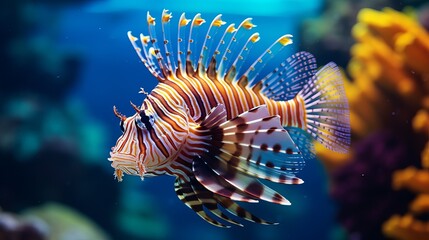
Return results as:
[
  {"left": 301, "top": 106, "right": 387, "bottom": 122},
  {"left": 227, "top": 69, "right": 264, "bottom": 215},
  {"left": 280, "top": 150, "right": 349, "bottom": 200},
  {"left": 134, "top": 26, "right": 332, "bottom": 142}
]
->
[
  {"left": 109, "top": 10, "right": 350, "bottom": 227},
  {"left": 150, "top": 73, "right": 307, "bottom": 132}
]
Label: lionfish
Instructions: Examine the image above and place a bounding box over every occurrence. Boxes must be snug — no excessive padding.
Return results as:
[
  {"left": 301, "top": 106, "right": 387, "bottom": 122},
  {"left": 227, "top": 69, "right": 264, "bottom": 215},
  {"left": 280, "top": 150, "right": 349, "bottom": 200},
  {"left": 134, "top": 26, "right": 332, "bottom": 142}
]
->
[{"left": 109, "top": 10, "right": 350, "bottom": 227}]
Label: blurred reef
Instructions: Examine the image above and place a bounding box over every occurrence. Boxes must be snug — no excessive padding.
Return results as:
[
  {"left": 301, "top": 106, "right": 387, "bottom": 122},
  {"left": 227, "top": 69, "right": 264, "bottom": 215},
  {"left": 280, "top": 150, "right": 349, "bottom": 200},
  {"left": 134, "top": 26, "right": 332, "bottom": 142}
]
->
[
  {"left": 0, "top": 203, "right": 110, "bottom": 240},
  {"left": 0, "top": 0, "right": 121, "bottom": 239},
  {"left": 300, "top": 0, "right": 429, "bottom": 69},
  {"left": 0, "top": 209, "right": 47, "bottom": 240},
  {"left": 313, "top": 7, "right": 429, "bottom": 240}
]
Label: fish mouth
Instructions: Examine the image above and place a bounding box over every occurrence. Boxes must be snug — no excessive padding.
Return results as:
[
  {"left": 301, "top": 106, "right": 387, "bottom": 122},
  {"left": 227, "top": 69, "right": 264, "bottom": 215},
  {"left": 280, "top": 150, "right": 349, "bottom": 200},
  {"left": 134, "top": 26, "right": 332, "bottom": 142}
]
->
[
  {"left": 108, "top": 151, "right": 143, "bottom": 181},
  {"left": 107, "top": 148, "right": 146, "bottom": 182}
]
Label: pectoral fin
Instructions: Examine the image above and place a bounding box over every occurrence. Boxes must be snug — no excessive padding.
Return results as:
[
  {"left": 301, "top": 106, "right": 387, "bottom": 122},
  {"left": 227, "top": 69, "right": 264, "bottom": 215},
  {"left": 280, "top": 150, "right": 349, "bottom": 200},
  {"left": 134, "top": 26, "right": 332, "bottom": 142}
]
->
[{"left": 191, "top": 104, "right": 305, "bottom": 205}]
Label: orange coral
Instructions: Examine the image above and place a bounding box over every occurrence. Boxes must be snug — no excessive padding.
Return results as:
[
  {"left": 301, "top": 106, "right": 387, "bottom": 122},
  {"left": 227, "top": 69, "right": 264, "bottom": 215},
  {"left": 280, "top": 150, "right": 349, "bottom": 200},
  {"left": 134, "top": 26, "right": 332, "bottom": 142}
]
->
[
  {"left": 352, "top": 8, "right": 429, "bottom": 240},
  {"left": 358, "top": 8, "right": 429, "bottom": 76},
  {"left": 319, "top": 7, "right": 428, "bottom": 170},
  {"left": 410, "top": 194, "right": 429, "bottom": 213},
  {"left": 393, "top": 167, "right": 429, "bottom": 194},
  {"left": 383, "top": 214, "right": 429, "bottom": 240},
  {"left": 317, "top": 7, "right": 429, "bottom": 240}
]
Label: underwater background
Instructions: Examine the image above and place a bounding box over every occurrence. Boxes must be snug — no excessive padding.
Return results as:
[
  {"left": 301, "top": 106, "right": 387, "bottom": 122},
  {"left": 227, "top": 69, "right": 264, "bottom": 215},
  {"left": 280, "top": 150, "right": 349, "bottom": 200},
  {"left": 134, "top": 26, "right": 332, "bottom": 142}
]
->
[{"left": 1, "top": 0, "right": 428, "bottom": 239}]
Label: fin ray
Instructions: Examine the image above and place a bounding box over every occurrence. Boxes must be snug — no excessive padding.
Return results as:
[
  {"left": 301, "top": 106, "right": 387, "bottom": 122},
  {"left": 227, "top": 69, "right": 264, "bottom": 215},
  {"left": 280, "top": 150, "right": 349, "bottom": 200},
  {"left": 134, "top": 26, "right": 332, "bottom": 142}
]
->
[
  {"left": 298, "top": 63, "right": 351, "bottom": 153},
  {"left": 226, "top": 33, "right": 260, "bottom": 83},
  {"left": 244, "top": 35, "right": 293, "bottom": 87},
  {"left": 214, "top": 195, "right": 276, "bottom": 225},
  {"left": 193, "top": 159, "right": 259, "bottom": 203},
  {"left": 161, "top": 9, "right": 176, "bottom": 74},
  {"left": 198, "top": 14, "right": 225, "bottom": 75},
  {"left": 177, "top": 13, "right": 191, "bottom": 75},
  {"left": 189, "top": 177, "right": 244, "bottom": 227},
  {"left": 203, "top": 160, "right": 291, "bottom": 205},
  {"left": 186, "top": 13, "right": 206, "bottom": 73},
  {"left": 260, "top": 51, "right": 318, "bottom": 100},
  {"left": 175, "top": 178, "right": 228, "bottom": 227},
  {"left": 218, "top": 18, "right": 256, "bottom": 80},
  {"left": 285, "top": 127, "right": 316, "bottom": 162}
]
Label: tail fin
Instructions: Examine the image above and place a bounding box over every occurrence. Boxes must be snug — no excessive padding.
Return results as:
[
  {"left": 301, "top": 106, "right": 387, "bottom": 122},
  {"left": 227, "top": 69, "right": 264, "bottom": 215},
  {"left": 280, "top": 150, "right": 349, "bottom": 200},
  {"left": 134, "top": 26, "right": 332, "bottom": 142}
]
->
[{"left": 297, "top": 62, "right": 351, "bottom": 153}]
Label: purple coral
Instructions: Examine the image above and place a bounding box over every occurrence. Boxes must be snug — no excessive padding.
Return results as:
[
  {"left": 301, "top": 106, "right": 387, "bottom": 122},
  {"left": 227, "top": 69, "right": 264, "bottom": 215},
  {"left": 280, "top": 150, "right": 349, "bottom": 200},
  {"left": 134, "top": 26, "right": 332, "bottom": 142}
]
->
[{"left": 330, "top": 131, "right": 418, "bottom": 239}]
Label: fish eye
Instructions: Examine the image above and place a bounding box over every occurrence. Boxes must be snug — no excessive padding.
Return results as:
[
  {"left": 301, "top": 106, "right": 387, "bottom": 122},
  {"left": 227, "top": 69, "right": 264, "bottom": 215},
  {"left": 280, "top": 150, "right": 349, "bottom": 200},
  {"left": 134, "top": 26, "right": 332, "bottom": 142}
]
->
[
  {"left": 135, "top": 117, "right": 145, "bottom": 129},
  {"left": 135, "top": 110, "right": 154, "bottom": 130}
]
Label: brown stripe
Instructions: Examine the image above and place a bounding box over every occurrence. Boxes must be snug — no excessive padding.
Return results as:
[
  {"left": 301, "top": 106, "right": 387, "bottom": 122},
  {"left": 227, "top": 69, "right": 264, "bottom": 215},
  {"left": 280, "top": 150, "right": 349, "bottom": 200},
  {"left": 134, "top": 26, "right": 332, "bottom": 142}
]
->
[
  {"left": 276, "top": 101, "right": 284, "bottom": 126},
  {"left": 212, "top": 80, "right": 232, "bottom": 119},
  {"left": 156, "top": 121, "right": 178, "bottom": 151},
  {"left": 146, "top": 98, "right": 180, "bottom": 151},
  {"left": 224, "top": 65, "right": 236, "bottom": 83},
  {"left": 150, "top": 91, "right": 184, "bottom": 133},
  {"left": 181, "top": 78, "right": 207, "bottom": 121},
  {"left": 117, "top": 120, "right": 133, "bottom": 152},
  {"left": 228, "top": 83, "right": 244, "bottom": 115},
  {"left": 298, "top": 95, "right": 307, "bottom": 129},
  {"left": 206, "top": 57, "right": 217, "bottom": 81},
  {"left": 165, "top": 80, "right": 195, "bottom": 117},
  {"left": 136, "top": 127, "right": 146, "bottom": 158},
  {"left": 293, "top": 97, "right": 301, "bottom": 128},
  {"left": 241, "top": 86, "right": 255, "bottom": 110},
  {"left": 129, "top": 140, "right": 134, "bottom": 156},
  {"left": 286, "top": 101, "right": 292, "bottom": 126},
  {"left": 255, "top": 88, "right": 266, "bottom": 105},
  {"left": 251, "top": 81, "right": 263, "bottom": 94},
  {"left": 194, "top": 74, "right": 218, "bottom": 110},
  {"left": 146, "top": 99, "right": 170, "bottom": 158},
  {"left": 186, "top": 60, "right": 196, "bottom": 77}
]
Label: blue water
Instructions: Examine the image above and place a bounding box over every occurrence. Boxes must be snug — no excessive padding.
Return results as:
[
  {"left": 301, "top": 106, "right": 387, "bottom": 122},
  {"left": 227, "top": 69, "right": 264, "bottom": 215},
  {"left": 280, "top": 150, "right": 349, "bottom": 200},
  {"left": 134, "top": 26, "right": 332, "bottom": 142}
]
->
[
  {"left": 63, "top": 1, "right": 337, "bottom": 239},
  {"left": 6, "top": 0, "right": 344, "bottom": 239}
]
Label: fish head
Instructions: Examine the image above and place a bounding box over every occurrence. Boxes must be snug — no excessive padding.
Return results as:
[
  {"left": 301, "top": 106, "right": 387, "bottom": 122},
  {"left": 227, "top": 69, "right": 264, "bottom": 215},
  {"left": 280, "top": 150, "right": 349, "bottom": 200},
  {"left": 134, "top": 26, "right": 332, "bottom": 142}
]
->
[{"left": 109, "top": 101, "right": 189, "bottom": 181}]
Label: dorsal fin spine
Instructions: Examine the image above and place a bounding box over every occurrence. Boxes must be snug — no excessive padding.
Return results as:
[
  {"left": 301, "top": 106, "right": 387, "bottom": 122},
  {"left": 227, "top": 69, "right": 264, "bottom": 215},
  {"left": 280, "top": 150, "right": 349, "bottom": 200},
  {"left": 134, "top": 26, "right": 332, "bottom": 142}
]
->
[
  {"left": 209, "top": 23, "right": 236, "bottom": 78},
  {"left": 139, "top": 33, "right": 164, "bottom": 81},
  {"left": 127, "top": 31, "right": 160, "bottom": 80},
  {"left": 197, "top": 14, "right": 225, "bottom": 76},
  {"left": 227, "top": 32, "right": 260, "bottom": 83},
  {"left": 186, "top": 13, "right": 206, "bottom": 73},
  {"left": 147, "top": 12, "right": 171, "bottom": 78},
  {"left": 217, "top": 18, "right": 255, "bottom": 80},
  {"left": 251, "top": 81, "right": 263, "bottom": 93},
  {"left": 177, "top": 13, "right": 191, "bottom": 76},
  {"left": 161, "top": 9, "right": 176, "bottom": 75},
  {"left": 129, "top": 11, "right": 299, "bottom": 86},
  {"left": 245, "top": 34, "right": 293, "bottom": 87}
]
